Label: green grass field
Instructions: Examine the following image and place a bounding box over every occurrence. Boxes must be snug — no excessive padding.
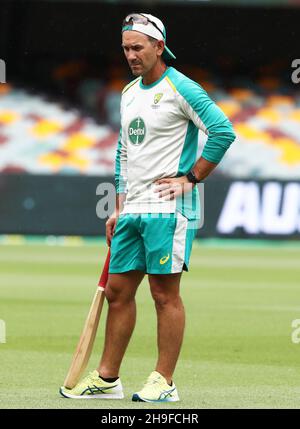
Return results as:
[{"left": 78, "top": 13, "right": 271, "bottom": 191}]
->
[{"left": 0, "top": 240, "right": 300, "bottom": 409}]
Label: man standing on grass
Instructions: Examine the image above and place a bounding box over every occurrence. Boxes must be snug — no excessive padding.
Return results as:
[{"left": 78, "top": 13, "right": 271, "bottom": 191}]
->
[{"left": 60, "top": 12, "right": 235, "bottom": 403}]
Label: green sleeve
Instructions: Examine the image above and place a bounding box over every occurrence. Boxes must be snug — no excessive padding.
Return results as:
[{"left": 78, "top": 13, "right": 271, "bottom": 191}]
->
[{"left": 176, "top": 76, "right": 236, "bottom": 163}]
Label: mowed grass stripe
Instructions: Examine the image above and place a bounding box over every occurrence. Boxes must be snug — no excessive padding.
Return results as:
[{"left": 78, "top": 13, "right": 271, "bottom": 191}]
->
[{"left": 0, "top": 242, "right": 300, "bottom": 408}]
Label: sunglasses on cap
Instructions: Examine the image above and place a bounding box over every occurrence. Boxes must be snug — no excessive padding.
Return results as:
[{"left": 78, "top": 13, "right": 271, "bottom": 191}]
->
[{"left": 122, "top": 13, "right": 165, "bottom": 39}]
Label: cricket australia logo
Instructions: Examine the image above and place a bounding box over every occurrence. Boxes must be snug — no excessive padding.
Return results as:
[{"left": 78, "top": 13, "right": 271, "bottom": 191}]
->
[
  {"left": 128, "top": 117, "right": 146, "bottom": 145},
  {"left": 154, "top": 93, "right": 163, "bottom": 104},
  {"left": 152, "top": 93, "right": 163, "bottom": 109}
]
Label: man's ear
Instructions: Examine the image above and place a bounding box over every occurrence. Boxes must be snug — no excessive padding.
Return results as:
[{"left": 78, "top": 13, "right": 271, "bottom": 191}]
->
[{"left": 157, "top": 40, "right": 165, "bottom": 56}]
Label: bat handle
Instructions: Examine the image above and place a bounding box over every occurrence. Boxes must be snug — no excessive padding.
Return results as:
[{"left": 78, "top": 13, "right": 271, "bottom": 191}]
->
[{"left": 98, "top": 248, "right": 111, "bottom": 290}]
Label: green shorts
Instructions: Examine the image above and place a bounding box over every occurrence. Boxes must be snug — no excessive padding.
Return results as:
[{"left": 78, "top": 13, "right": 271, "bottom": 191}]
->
[{"left": 109, "top": 212, "right": 198, "bottom": 275}]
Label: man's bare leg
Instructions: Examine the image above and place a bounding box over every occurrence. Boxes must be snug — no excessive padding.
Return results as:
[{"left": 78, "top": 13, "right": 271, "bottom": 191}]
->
[
  {"left": 148, "top": 273, "right": 184, "bottom": 385},
  {"left": 97, "top": 270, "right": 145, "bottom": 378}
]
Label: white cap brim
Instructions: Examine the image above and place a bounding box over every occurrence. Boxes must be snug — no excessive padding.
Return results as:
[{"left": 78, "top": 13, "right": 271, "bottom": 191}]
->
[{"left": 122, "top": 21, "right": 176, "bottom": 61}]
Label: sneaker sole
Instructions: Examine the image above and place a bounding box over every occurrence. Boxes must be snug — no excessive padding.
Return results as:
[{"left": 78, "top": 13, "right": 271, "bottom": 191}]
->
[
  {"left": 132, "top": 393, "right": 179, "bottom": 403},
  {"left": 60, "top": 387, "right": 124, "bottom": 399}
]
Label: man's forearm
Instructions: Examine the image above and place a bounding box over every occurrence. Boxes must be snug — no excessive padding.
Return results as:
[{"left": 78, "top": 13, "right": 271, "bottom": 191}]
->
[
  {"left": 193, "top": 156, "right": 218, "bottom": 181},
  {"left": 115, "top": 193, "right": 126, "bottom": 214}
]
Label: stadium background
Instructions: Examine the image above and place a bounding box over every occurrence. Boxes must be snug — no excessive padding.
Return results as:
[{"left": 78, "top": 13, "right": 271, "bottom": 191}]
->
[
  {"left": 1, "top": 0, "right": 300, "bottom": 238},
  {"left": 0, "top": 0, "right": 300, "bottom": 410}
]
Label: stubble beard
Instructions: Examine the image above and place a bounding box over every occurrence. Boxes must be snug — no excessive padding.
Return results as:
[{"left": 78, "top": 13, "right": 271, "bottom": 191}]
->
[{"left": 130, "top": 64, "right": 143, "bottom": 77}]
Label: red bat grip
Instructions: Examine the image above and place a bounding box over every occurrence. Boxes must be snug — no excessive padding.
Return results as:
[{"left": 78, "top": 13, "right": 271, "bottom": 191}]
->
[{"left": 98, "top": 248, "right": 111, "bottom": 289}]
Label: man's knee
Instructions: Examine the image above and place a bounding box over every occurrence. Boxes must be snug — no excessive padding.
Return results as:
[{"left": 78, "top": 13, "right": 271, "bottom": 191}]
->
[
  {"left": 104, "top": 282, "right": 123, "bottom": 305},
  {"left": 105, "top": 273, "right": 141, "bottom": 305},
  {"left": 149, "top": 273, "right": 182, "bottom": 309},
  {"left": 150, "top": 285, "right": 182, "bottom": 310}
]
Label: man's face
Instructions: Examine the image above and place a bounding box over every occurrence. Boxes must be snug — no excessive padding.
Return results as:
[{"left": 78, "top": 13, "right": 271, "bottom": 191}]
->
[{"left": 122, "top": 31, "right": 163, "bottom": 76}]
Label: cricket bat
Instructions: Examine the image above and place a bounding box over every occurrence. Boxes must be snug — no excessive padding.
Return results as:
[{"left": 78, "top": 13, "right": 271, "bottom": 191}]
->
[{"left": 63, "top": 249, "right": 111, "bottom": 389}]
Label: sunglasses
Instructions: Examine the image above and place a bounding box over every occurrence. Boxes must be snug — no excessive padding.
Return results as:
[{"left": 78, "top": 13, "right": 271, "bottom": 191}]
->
[{"left": 122, "top": 13, "right": 165, "bottom": 39}]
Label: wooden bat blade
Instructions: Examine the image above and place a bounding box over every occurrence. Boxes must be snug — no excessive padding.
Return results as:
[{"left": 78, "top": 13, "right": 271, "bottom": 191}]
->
[
  {"left": 63, "top": 287, "right": 105, "bottom": 389},
  {"left": 63, "top": 249, "right": 111, "bottom": 389}
]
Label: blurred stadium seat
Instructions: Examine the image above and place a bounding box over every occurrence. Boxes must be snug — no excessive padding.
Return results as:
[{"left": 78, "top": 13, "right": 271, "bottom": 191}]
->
[
  {"left": 0, "top": 84, "right": 117, "bottom": 175},
  {"left": 217, "top": 87, "right": 300, "bottom": 179},
  {"left": 1, "top": 74, "right": 300, "bottom": 178}
]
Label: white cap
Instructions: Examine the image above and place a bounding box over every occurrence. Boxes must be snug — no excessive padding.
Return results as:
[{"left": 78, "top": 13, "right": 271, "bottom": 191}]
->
[{"left": 122, "top": 13, "right": 176, "bottom": 61}]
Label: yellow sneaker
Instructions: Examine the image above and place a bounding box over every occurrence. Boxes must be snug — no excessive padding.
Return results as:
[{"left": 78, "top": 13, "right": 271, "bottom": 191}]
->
[
  {"left": 132, "top": 371, "right": 179, "bottom": 403},
  {"left": 59, "top": 370, "right": 124, "bottom": 399}
]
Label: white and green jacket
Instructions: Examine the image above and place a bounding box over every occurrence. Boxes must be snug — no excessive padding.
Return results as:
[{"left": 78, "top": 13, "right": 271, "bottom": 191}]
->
[{"left": 115, "top": 66, "right": 236, "bottom": 219}]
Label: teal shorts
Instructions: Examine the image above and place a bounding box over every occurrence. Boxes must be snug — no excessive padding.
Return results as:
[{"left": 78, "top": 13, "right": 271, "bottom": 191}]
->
[{"left": 109, "top": 212, "right": 198, "bottom": 275}]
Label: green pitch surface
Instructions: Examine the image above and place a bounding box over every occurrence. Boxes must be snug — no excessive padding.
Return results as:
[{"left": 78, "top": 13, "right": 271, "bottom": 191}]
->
[{"left": 0, "top": 240, "right": 300, "bottom": 409}]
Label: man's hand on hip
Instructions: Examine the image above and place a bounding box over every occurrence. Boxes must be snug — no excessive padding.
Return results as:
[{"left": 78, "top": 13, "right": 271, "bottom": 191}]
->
[{"left": 154, "top": 176, "right": 194, "bottom": 200}]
